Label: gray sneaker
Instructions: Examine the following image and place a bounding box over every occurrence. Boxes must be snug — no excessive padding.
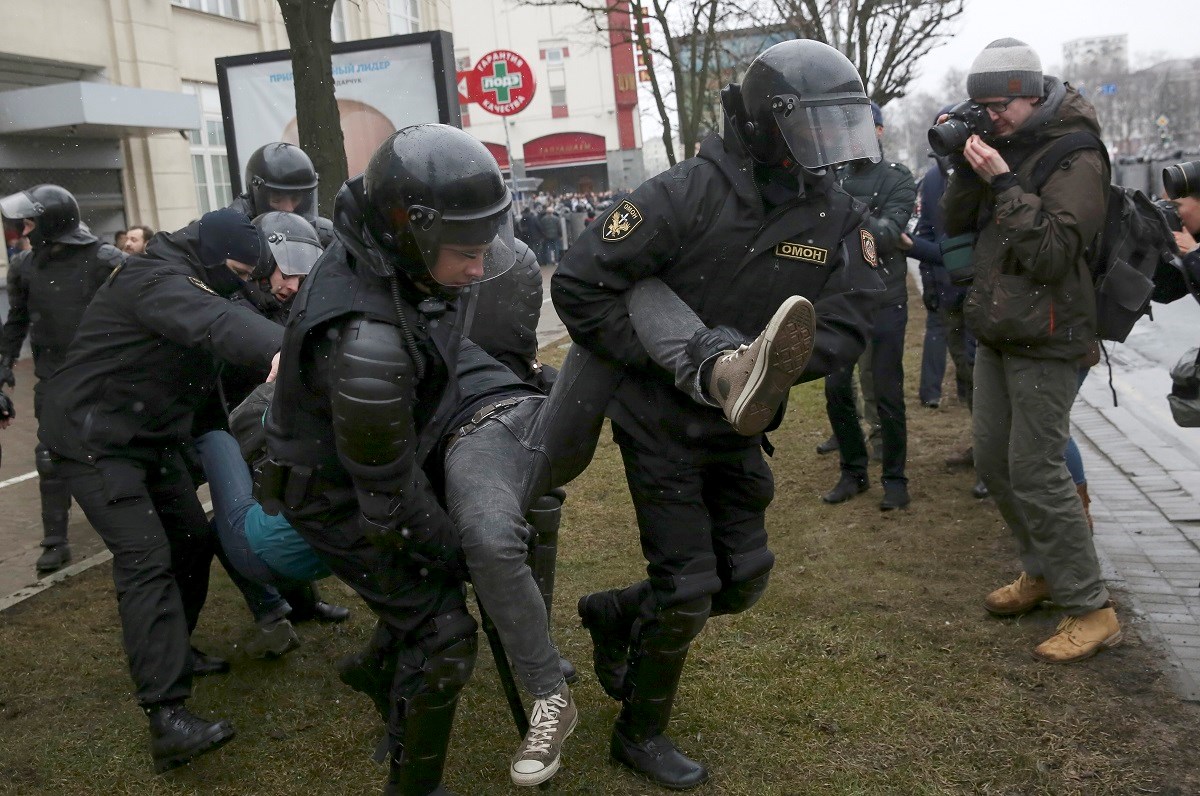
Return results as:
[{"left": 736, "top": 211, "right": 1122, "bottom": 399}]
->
[
  {"left": 707, "top": 295, "right": 817, "bottom": 435},
  {"left": 510, "top": 683, "right": 578, "bottom": 787},
  {"left": 242, "top": 618, "right": 300, "bottom": 660}
]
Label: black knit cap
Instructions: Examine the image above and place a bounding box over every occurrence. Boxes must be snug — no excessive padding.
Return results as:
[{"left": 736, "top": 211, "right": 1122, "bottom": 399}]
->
[{"left": 197, "top": 207, "right": 267, "bottom": 267}]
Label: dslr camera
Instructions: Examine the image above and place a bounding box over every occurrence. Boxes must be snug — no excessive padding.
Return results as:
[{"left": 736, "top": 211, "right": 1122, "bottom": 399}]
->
[
  {"left": 928, "top": 100, "right": 995, "bottom": 157},
  {"left": 1163, "top": 160, "right": 1200, "bottom": 200}
]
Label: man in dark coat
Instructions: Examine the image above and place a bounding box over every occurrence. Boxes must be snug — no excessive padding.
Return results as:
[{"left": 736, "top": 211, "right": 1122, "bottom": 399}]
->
[{"left": 37, "top": 207, "right": 284, "bottom": 773}]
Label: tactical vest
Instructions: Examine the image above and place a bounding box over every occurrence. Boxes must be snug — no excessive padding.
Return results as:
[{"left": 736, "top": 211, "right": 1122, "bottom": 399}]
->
[{"left": 265, "top": 241, "right": 460, "bottom": 487}]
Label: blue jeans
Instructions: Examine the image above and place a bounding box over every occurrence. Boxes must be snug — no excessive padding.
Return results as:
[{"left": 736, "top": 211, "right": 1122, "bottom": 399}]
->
[
  {"left": 444, "top": 346, "right": 622, "bottom": 696},
  {"left": 919, "top": 305, "right": 947, "bottom": 404},
  {"left": 195, "top": 430, "right": 289, "bottom": 625}
]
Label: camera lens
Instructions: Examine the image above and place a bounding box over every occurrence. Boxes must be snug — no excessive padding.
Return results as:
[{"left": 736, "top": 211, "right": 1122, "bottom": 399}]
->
[
  {"left": 1163, "top": 160, "right": 1200, "bottom": 200},
  {"left": 928, "top": 119, "right": 971, "bottom": 157}
]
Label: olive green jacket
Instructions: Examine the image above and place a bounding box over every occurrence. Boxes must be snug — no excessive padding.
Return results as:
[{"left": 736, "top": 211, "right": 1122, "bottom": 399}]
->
[{"left": 944, "top": 79, "right": 1108, "bottom": 361}]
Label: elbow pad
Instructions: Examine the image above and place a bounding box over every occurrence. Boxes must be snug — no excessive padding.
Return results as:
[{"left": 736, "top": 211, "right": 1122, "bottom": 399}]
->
[{"left": 331, "top": 318, "right": 417, "bottom": 472}]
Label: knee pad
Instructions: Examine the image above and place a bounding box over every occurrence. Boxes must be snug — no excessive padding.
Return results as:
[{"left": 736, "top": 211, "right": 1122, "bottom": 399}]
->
[
  {"left": 712, "top": 547, "right": 775, "bottom": 616},
  {"left": 34, "top": 444, "right": 57, "bottom": 479},
  {"left": 416, "top": 609, "right": 478, "bottom": 695}
]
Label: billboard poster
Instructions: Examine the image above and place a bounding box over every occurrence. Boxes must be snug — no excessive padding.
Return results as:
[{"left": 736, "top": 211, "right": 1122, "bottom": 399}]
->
[{"left": 216, "top": 32, "right": 459, "bottom": 195}]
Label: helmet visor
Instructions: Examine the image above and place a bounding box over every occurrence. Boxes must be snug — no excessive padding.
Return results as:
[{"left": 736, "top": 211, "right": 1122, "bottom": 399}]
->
[
  {"left": 251, "top": 184, "right": 317, "bottom": 221},
  {"left": 0, "top": 191, "right": 40, "bottom": 221},
  {"left": 773, "top": 98, "right": 881, "bottom": 168},
  {"left": 413, "top": 207, "right": 518, "bottom": 288},
  {"left": 265, "top": 231, "right": 322, "bottom": 277}
]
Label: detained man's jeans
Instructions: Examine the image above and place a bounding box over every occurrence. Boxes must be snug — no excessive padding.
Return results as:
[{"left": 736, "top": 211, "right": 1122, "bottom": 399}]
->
[
  {"left": 194, "top": 430, "right": 290, "bottom": 624},
  {"left": 444, "top": 346, "right": 622, "bottom": 697}
]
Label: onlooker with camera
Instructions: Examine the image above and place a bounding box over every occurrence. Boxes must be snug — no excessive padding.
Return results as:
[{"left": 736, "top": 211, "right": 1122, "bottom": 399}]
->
[
  {"left": 1165, "top": 162, "right": 1200, "bottom": 267},
  {"left": 940, "top": 38, "right": 1120, "bottom": 663},
  {"left": 823, "top": 102, "right": 917, "bottom": 511}
]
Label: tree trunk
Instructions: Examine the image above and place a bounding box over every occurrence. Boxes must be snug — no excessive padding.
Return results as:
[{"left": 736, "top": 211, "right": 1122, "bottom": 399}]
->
[{"left": 277, "top": 0, "right": 348, "bottom": 219}]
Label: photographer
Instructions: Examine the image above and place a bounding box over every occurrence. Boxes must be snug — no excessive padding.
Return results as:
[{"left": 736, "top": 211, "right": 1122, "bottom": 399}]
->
[
  {"left": 939, "top": 38, "right": 1120, "bottom": 664},
  {"left": 1166, "top": 162, "right": 1200, "bottom": 275}
]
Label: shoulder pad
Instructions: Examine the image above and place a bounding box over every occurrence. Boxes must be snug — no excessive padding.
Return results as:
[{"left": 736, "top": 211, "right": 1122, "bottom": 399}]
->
[{"left": 887, "top": 161, "right": 913, "bottom": 176}]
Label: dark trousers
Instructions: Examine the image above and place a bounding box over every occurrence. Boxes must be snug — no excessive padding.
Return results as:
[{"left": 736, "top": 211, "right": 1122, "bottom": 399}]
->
[
  {"left": 825, "top": 302, "right": 908, "bottom": 484},
  {"left": 941, "top": 290, "right": 976, "bottom": 410},
  {"left": 613, "top": 428, "right": 775, "bottom": 611},
  {"left": 57, "top": 451, "right": 215, "bottom": 707},
  {"left": 919, "top": 305, "right": 947, "bottom": 405}
]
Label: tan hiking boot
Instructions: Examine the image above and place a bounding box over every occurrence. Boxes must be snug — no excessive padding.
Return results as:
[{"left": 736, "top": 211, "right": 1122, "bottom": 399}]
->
[
  {"left": 510, "top": 683, "right": 578, "bottom": 787},
  {"left": 984, "top": 572, "right": 1051, "bottom": 616},
  {"left": 707, "top": 295, "right": 817, "bottom": 436},
  {"left": 1033, "top": 606, "right": 1122, "bottom": 663}
]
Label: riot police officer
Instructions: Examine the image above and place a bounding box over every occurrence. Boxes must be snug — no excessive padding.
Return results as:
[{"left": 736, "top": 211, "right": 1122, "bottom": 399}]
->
[
  {"left": 229, "top": 142, "right": 334, "bottom": 245},
  {"left": 0, "top": 184, "right": 124, "bottom": 573},
  {"left": 37, "top": 207, "right": 285, "bottom": 774},
  {"left": 264, "top": 124, "right": 520, "bottom": 796},
  {"left": 553, "top": 39, "right": 884, "bottom": 788}
]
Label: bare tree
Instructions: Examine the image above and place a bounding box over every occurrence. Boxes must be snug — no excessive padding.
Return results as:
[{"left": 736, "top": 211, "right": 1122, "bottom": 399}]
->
[
  {"left": 276, "top": 0, "right": 348, "bottom": 217},
  {"left": 519, "top": 0, "right": 757, "bottom": 166},
  {"left": 767, "top": 0, "right": 966, "bottom": 106}
]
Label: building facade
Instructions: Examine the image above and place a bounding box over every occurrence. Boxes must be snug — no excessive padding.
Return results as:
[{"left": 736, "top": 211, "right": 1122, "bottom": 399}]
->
[
  {"left": 0, "top": 0, "right": 442, "bottom": 269},
  {"left": 447, "top": 0, "right": 644, "bottom": 197}
]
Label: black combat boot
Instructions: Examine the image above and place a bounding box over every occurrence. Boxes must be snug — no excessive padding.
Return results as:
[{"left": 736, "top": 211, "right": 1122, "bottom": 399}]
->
[
  {"left": 190, "top": 647, "right": 230, "bottom": 677},
  {"left": 822, "top": 471, "right": 869, "bottom": 504},
  {"left": 610, "top": 598, "right": 710, "bottom": 790},
  {"left": 35, "top": 473, "right": 73, "bottom": 574},
  {"left": 283, "top": 582, "right": 350, "bottom": 623},
  {"left": 146, "top": 702, "right": 235, "bottom": 774}
]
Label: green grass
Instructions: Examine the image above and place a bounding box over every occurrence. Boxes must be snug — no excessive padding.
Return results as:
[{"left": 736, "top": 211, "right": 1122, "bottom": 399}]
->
[{"left": 1, "top": 325, "right": 1198, "bottom": 795}]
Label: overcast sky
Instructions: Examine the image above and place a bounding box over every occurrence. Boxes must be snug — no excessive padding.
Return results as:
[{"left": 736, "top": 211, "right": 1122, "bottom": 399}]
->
[{"left": 909, "top": 0, "right": 1200, "bottom": 96}]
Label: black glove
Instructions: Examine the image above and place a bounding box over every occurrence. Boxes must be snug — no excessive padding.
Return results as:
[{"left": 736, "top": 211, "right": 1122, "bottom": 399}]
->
[
  {"left": 0, "top": 391, "right": 14, "bottom": 421},
  {"left": 922, "top": 286, "right": 940, "bottom": 314},
  {"left": 687, "top": 325, "right": 754, "bottom": 366},
  {"left": 358, "top": 512, "right": 468, "bottom": 580},
  {"left": 0, "top": 357, "right": 14, "bottom": 390}
]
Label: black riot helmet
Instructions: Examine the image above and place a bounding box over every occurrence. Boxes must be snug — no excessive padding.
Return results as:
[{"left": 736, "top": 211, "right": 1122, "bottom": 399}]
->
[
  {"left": 250, "top": 211, "right": 323, "bottom": 282},
  {"left": 0, "top": 184, "right": 91, "bottom": 247},
  {"left": 361, "top": 123, "right": 516, "bottom": 290},
  {"left": 731, "top": 39, "right": 880, "bottom": 169},
  {"left": 243, "top": 143, "right": 319, "bottom": 221}
]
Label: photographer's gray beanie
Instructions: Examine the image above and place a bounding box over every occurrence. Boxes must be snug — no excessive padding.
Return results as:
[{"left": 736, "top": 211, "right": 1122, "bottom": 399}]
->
[{"left": 967, "top": 38, "right": 1043, "bottom": 99}]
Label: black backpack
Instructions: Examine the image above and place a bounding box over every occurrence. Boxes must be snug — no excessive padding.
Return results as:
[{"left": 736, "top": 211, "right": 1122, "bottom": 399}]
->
[{"left": 1029, "top": 131, "right": 1180, "bottom": 343}]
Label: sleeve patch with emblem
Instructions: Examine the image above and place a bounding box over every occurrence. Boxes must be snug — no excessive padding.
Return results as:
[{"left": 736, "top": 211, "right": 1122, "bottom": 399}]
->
[
  {"left": 602, "top": 200, "right": 643, "bottom": 242},
  {"left": 188, "top": 276, "right": 219, "bottom": 296},
  {"left": 859, "top": 229, "right": 878, "bottom": 268}
]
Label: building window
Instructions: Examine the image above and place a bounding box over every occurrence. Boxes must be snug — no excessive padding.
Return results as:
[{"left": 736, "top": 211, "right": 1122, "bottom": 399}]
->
[
  {"left": 331, "top": 0, "right": 347, "bottom": 43},
  {"left": 388, "top": 0, "right": 420, "bottom": 34},
  {"left": 172, "top": 0, "right": 243, "bottom": 21},
  {"left": 548, "top": 69, "right": 568, "bottom": 117},
  {"left": 182, "top": 83, "right": 232, "bottom": 214},
  {"left": 540, "top": 42, "right": 570, "bottom": 62}
]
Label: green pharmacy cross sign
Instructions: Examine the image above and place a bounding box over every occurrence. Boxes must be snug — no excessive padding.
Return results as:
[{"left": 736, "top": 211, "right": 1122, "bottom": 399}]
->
[{"left": 472, "top": 50, "right": 536, "bottom": 116}]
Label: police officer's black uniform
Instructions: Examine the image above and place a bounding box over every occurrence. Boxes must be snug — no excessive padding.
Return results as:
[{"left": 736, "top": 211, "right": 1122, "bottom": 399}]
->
[
  {"left": 36, "top": 209, "right": 283, "bottom": 773},
  {"left": 0, "top": 185, "right": 124, "bottom": 572},
  {"left": 553, "top": 39, "right": 884, "bottom": 789},
  {"left": 264, "top": 125, "right": 518, "bottom": 796},
  {"left": 824, "top": 155, "right": 917, "bottom": 508}
]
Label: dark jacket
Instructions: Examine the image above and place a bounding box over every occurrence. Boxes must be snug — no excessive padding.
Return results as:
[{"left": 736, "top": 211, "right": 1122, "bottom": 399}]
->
[
  {"left": 552, "top": 132, "right": 882, "bottom": 457},
  {"left": 38, "top": 222, "right": 283, "bottom": 465},
  {"left": 538, "top": 211, "right": 562, "bottom": 240},
  {"left": 910, "top": 160, "right": 970, "bottom": 307},
  {"left": 266, "top": 177, "right": 466, "bottom": 560},
  {"left": 945, "top": 78, "right": 1108, "bottom": 360},
  {"left": 837, "top": 156, "right": 917, "bottom": 306},
  {"left": 2, "top": 239, "right": 123, "bottom": 380}
]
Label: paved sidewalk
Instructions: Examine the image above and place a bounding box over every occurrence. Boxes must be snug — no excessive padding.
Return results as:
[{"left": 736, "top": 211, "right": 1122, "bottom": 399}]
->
[{"left": 1073, "top": 347, "right": 1200, "bottom": 702}]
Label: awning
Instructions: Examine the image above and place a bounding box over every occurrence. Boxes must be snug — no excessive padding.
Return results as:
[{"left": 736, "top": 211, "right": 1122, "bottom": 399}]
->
[
  {"left": 0, "top": 82, "right": 201, "bottom": 138},
  {"left": 523, "top": 132, "right": 606, "bottom": 168}
]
